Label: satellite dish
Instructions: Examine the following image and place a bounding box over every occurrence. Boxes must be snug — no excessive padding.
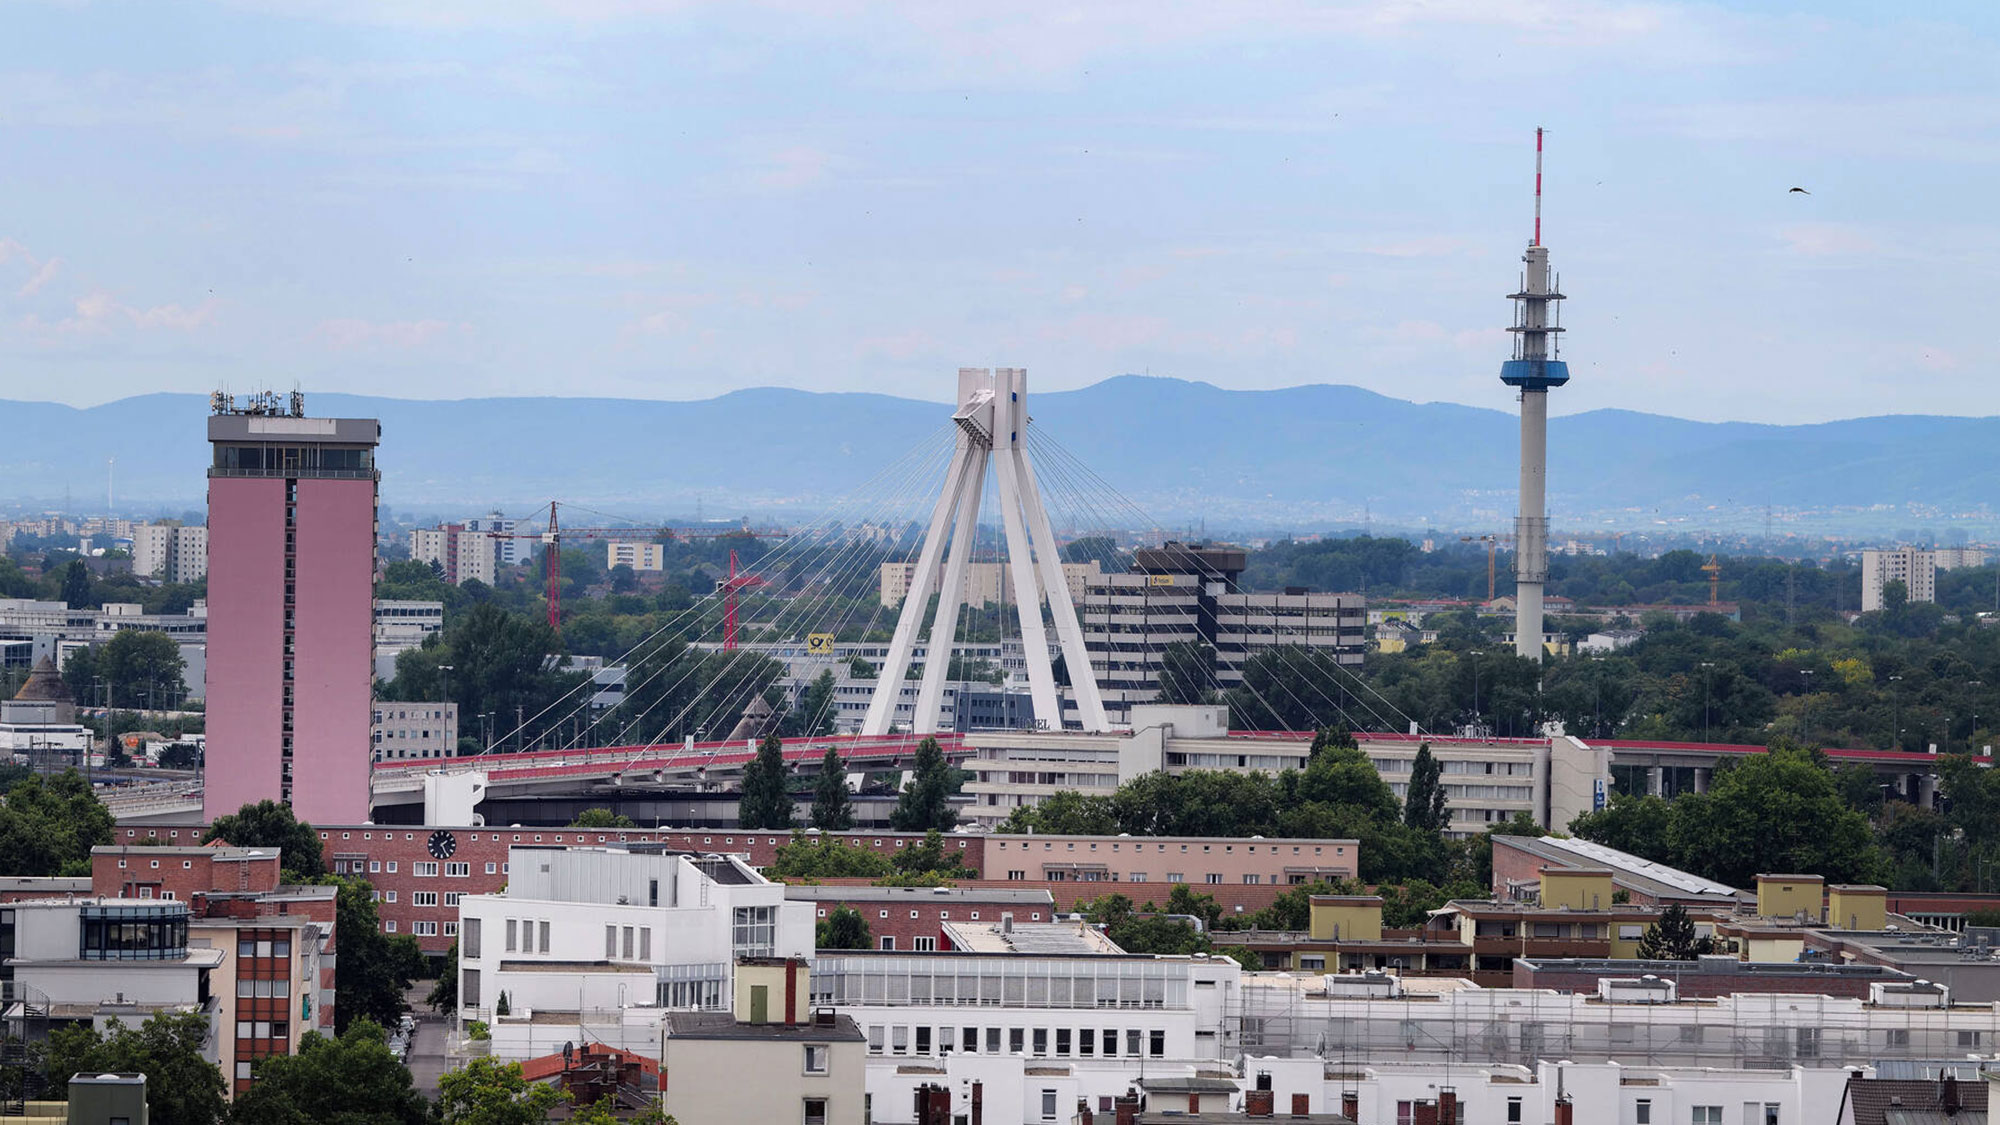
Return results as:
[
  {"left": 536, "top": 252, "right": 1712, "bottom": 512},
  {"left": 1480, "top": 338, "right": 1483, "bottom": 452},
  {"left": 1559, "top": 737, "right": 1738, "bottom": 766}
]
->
[{"left": 562, "top": 1041, "right": 574, "bottom": 1065}]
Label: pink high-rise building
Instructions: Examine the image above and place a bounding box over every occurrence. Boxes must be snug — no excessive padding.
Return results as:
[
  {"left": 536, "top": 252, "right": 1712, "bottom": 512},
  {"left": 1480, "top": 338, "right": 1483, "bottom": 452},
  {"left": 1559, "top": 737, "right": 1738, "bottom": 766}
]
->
[{"left": 205, "top": 400, "right": 381, "bottom": 825}]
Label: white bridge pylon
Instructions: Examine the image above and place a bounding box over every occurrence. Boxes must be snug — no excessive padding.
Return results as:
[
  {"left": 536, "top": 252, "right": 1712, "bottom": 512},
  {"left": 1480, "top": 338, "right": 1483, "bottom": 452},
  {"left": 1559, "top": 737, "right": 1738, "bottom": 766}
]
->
[{"left": 861, "top": 367, "right": 1110, "bottom": 736}]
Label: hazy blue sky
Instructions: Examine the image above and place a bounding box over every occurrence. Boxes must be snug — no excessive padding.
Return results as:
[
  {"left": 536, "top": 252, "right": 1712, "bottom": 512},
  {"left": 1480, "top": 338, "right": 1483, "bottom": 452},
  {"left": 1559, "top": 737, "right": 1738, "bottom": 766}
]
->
[{"left": 2, "top": 0, "right": 1995, "bottom": 422}]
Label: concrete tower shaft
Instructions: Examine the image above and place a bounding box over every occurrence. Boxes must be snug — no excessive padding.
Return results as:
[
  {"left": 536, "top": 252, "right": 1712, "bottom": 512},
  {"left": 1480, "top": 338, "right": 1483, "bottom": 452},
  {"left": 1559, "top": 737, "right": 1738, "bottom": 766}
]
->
[{"left": 1498, "top": 130, "right": 1569, "bottom": 662}]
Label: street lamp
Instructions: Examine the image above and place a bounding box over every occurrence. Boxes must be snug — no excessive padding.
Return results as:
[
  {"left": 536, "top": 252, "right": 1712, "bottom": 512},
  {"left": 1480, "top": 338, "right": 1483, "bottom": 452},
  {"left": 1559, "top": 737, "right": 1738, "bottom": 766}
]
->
[
  {"left": 1700, "top": 662, "right": 1715, "bottom": 743},
  {"left": 1469, "top": 651, "right": 1485, "bottom": 737},
  {"left": 1890, "top": 675, "right": 1904, "bottom": 752},
  {"left": 1800, "top": 669, "right": 1815, "bottom": 745},
  {"left": 1968, "top": 680, "right": 1984, "bottom": 754}
]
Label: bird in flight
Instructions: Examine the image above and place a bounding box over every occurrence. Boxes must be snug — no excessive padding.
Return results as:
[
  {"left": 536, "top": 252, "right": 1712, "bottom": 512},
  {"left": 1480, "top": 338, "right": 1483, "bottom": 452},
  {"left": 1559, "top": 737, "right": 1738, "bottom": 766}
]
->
[{"left": 1788, "top": 187, "right": 1811, "bottom": 194}]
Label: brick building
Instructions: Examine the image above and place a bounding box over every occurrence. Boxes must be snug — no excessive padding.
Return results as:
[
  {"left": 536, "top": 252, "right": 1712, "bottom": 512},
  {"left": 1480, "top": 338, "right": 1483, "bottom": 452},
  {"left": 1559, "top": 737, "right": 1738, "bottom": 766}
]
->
[{"left": 109, "top": 824, "right": 1358, "bottom": 957}]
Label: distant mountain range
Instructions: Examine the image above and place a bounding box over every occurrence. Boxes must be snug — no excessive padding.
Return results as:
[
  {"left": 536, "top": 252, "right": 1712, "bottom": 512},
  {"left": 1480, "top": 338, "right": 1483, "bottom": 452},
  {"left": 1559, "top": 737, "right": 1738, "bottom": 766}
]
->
[{"left": 7, "top": 377, "right": 1996, "bottom": 535}]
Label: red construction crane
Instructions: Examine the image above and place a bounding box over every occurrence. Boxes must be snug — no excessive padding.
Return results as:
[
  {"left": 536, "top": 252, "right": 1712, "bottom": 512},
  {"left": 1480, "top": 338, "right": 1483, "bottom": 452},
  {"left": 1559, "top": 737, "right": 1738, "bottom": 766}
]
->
[
  {"left": 477, "top": 501, "right": 788, "bottom": 632},
  {"left": 718, "top": 549, "right": 768, "bottom": 651}
]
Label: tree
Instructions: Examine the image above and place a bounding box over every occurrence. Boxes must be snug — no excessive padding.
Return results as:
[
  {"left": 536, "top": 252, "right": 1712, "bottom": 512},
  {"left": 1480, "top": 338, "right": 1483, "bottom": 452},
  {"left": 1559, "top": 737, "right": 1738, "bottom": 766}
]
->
[
  {"left": 1666, "top": 749, "right": 1884, "bottom": 887},
  {"left": 98, "top": 628, "right": 188, "bottom": 709},
  {"left": 1165, "top": 884, "right": 1223, "bottom": 931},
  {"left": 227, "top": 1018, "right": 429, "bottom": 1125},
  {"left": 1403, "top": 742, "right": 1450, "bottom": 835},
  {"left": 427, "top": 941, "right": 459, "bottom": 1015},
  {"left": 1636, "top": 903, "right": 1715, "bottom": 960},
  {"left": 816, "top": 906, "right": 872, "bottom": 949},
  {"left": 438, "top": 1057, "right": 569, "bottom": 1125},
  {"left": 888, "top": 829, "right": 978, "bottom": 879},
  {"left": 994, "top": 789, "right": 1118, "bottom": 835},
  {"left": 809, "top": 746, "right": 855, "bottom": 830},
  {"left": 738, "top": 734, "right": 795, "bottom": 829},
  {"left": 0, "top": 769, "right": 113, "bottom": 877},
  {"left": 764, "top": 833, "right": 895, "bottom": 880},
  {"left": 889, "top": 736, "right": 960, "bottom": 832},
  {"left": 793, "top": 670, "right": 839, "bottom": 737},
  {"left": 44, "top": 1012, "right": 226, "bottom": 1125},
  {"left": 568, "top": 808, "right": 636, "bottom": 828},
  {"left": 204, "top": 800, "right": 326, "bottom": 880},
  {"left": 1568, "top": 794, "right": 1673, "bottom": 862},
  {"left": 329, "top": 878, "right": 423, "bottom": 1032},
  {"left": 60, "top": 559, "right": 93, "bottom": 608},
  {"left": 1155, "top": 641, "right": 1216, "bottom": 705}
]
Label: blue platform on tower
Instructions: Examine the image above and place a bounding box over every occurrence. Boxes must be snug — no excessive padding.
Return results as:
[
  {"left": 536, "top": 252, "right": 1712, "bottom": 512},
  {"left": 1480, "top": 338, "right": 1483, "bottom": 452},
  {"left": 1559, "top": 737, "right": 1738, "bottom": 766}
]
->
[{"left": 1500, "top": 359, "right": 1570, "bottom": 389}]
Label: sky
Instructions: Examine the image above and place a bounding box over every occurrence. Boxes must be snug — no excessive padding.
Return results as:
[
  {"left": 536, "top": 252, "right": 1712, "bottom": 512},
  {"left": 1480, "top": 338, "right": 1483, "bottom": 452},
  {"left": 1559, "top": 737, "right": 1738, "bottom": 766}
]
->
[{"left": 1, "top": 0, "right": 1996, "bottom": 423}]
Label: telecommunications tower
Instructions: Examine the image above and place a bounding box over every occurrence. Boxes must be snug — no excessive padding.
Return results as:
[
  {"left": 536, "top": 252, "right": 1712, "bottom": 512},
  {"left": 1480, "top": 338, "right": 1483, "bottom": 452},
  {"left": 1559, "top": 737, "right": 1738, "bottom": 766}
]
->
[{"left": 1500, "top": 128, "right": 1568, "bottom": 661}]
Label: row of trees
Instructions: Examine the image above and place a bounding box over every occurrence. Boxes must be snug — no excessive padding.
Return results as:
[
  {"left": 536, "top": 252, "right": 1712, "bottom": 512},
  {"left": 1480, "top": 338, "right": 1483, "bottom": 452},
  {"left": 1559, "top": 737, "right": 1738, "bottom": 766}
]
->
[{"left": 738, "top": 734, "right": 962, "bottom": 833}]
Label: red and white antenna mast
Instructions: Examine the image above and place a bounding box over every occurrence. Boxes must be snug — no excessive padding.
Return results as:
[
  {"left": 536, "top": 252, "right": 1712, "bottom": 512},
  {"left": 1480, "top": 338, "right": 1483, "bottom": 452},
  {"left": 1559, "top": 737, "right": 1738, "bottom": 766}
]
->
[{"left": 1533, "top": 126, "right": 1544, "bottom": 247}]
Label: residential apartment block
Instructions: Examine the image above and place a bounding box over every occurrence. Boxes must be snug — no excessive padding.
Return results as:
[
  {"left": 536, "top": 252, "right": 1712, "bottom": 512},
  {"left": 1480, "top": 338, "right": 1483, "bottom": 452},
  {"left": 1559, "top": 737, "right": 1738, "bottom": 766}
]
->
[
  {"left": 130, "top": 523, "right": 209, "bottom": 583},
  {"left": 606, "top": 541, "right": 666, "bottom": 572},
  {"left": 1862, "top": 547, "right": 1938, "bottom": 611},
  {"left": 410, "top": 524, "right": 497, "bottom": 586}
]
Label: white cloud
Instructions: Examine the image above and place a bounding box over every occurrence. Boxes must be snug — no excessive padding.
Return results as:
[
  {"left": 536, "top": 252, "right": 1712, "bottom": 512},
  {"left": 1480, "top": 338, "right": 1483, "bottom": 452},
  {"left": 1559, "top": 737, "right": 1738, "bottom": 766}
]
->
[
  {"left": 314, "top": 318, "right": 461, "bottom": 349},
  {"left": 16, "top": 258, "right": 62, "bottom": 297}
]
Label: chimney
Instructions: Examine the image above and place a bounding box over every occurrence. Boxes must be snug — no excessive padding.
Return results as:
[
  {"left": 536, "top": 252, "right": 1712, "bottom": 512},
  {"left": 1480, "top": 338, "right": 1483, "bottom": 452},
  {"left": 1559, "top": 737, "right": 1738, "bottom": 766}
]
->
[
  {"left": 1413, "top": 1100, "right": 1439, "bottom": 1125},
  {"left": 785, "top": 958, "right": 799, "bottom": 1026},
  {"left": 914, "top": 1083, "right": 951, "bottom": 1125},
  {"left": 1342, "top": 1090, "right": 1360, "bottom": 1123},
  {"left": 1292, "top": 1093, "right": 1312, "bottom": 1117},
  {"left": 1554, "top": 1096, "right": 1574, "bottom": 1125},
  {"left": 1247, "top": 1089, "right": 1277, "bottom": 1117},
  {"left": 1439, "top": 1088, "right": 1458, "bottom": 1125},
  {"left": 1190, "top": 1092, "right": 1203, "bottom": 1114},
  {"left": 972, "top": 1080, "right": 983, "bottom": 1125},
  {"left": 1079, "top": 1107, "right": 1093, "bottom": 1125},
  {"left": 1943, "top": 1075, "right": 1962, "bottom": 1116},
  {"left": 1114, "top": 1093, "right": 1141, "bottom": 1125},
  {"left": 1001, "top": 912, "right": 1014, "bottom": 933}
]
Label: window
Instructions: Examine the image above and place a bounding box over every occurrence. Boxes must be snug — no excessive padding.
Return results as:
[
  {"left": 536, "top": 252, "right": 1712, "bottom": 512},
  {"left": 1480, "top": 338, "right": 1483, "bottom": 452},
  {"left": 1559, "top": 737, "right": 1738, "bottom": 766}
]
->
[
  {"left": 1041, "top": 1090, "right": 1058, "bottom": 1121},
  {"left": 879, "top": 936, "right": 896, "bottom": 950},
  {"left": 1243, "top": 874, "right": 1260, "bottom": 884},
  {"left": 1055, "top": 1028, "right": 1071, "bottom": 1056},
  {"left": 1077, "top": 1027, "right": 1093, "bottom": 1057},
  {"left": 383, "top": 891, "right": 397, "bottom": 904},
  {"left": 867, "top": 1026, "right": 884, "bottom": 1054},
  {"left": 485, "top": 862, "right": 497, "bottom": 874},
  {"left": 411, "top": 892, "right": 438, "bottom": 907},
  {"left": 1007, "top": 870, "right": 1025, "bottom": 880},
  {"left": 444, "top": 921, "right": 459, "bottom": 937},
  {"left": 386, "top": 861, "right": 397, "bottom": 873},
  {"left": 505, "top": 920, "right": 517, "bottom": 952},
  {"left": 986, "top": 1028, "right": 1001, "bottom": 1053},
  {"left": 1149, "top": 1029, "right": 1165, "bottom": 1058},
  {"left": 1205, "top": 873, "right": 1223, "bottom": 884},
  {"left": 412, "top": 921, "right": 438, "bottom": 936},
  {"left": 1960, "top": 1030, "right": 1984, "bottom": 1047},
  {"left": 1399, "top": 1102, "right": 1414, "bottom": 1125},
  {"left": 445, "top": 862, "right": 470, "bottom": 877},
  {"left": 236, "top": 1061, "right": 253, "bottom": 1080},
  {"left": 804, "top": 1045, "right": 828, "bottom": 1074},
  {"left": 1126, "top": 1029, "right": 1142, "bottom": 1056},
  {"left": 1692, "top": 1109, "right": 1722, "bottom": 1125},
  {"left": 1507, "top": 1098, "right": 1522, "bottom": 1124},
  {"left": 1009, "top": 1028, "right": 1024, "bottom": 1054},
  {"left": 891, "top": 1026, "right": 908, "bottom": 1054},
  {"left": 1636, "top": 1102, "right": 1651, "bottom": 1125},
  {"left": 605, "top": 926, "right": 618, "bottom": 958},
  {"left": 803, "top": 1098, "right": 828, "bottom": 1125},
  {"left": 1166, "top": 872, "right": 1184, "bottom": 883},
  {"left": 913, "top": 937, "right": 937, "bottom": 952},
  {"left": 915, "top": 1027, "right": 931, "bottom": 1054},
  {"left": 383, "top": 920, "right": 397, "bottom": 933},
  {"left": 1102, "top": 1029, "right": 1117, "bottom": 1056},
  {"left": 444, "top": 893, "right": 462, "bottom": 907},
  {"left": 1885, "top": 1028, "right": 1911, "bottom": 1046},
  {"left": 539, "top": 921, "right": 550, "bottom": 950},
  {"left": 1033, "top": 1028, "right": 1048, "bottom": 1056},
  {"left": 733, "top": 906, "right": 776, "bottom": 958},
  {"left": 413, "top": 862, "right": 438, "bottom": 877}
]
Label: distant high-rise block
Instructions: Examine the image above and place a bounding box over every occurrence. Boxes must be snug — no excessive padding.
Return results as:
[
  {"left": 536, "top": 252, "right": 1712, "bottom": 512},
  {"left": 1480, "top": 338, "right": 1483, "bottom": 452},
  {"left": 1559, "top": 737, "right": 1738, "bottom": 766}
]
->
[
  {"left": 1861, "top": 547, "right": 1937, "bottom": 612},
  {"left": 205, "top": 408, "right": 380, "bottom": 825}
]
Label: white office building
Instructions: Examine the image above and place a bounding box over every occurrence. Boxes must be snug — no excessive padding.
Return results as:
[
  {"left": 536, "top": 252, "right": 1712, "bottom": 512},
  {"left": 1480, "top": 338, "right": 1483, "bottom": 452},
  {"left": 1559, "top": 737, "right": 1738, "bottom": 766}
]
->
[
  {"left": 370, "top": 702, "right": 459, "bottom": 761},
  {"left": 455, "top": 846, "right": 812, "bottom": 1059},
  {"left": 373, "top": 600, "right": 445, "bottom": 680}
]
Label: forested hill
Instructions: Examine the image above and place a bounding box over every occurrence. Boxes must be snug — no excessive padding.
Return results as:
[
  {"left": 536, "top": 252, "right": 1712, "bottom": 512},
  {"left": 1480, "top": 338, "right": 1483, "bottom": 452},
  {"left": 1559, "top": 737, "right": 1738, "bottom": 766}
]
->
[{"left": 8, "top": 377, "right": 2000, "bottom": 530}]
